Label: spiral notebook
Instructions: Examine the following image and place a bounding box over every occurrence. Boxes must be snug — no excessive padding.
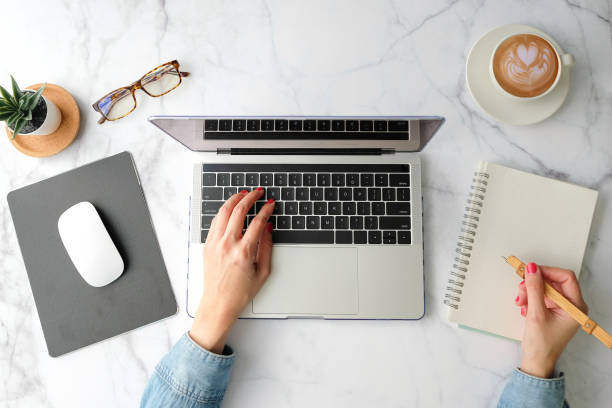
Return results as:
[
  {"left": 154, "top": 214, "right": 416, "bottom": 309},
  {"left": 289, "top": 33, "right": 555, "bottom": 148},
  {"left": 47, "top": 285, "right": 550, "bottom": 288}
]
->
[{"left": 444, "top": 161, "right": 598, "bottom": 341}]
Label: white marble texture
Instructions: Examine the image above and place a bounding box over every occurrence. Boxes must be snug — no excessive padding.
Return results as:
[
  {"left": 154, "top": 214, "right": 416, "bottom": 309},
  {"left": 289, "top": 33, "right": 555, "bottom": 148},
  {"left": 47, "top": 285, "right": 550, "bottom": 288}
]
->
[{"left": 1, "top": 1, "right": 611, "bottom": 407}]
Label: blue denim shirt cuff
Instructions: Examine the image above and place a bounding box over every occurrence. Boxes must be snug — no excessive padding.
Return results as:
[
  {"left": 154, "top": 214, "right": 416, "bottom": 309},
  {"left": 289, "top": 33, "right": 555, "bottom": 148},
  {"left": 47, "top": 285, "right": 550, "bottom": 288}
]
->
[
  {"left": 152, "top": 332, "right": 235, "bottom": 405},
  {"left": 498, "top": 368, "right": 567, "bottom": 408}
]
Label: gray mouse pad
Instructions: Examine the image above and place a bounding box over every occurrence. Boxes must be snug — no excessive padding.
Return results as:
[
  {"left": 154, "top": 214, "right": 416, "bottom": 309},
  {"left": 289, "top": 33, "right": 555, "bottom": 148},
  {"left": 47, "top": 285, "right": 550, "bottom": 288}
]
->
[{"left": 7, "top": 151, "right": 177, "bottom": 357}]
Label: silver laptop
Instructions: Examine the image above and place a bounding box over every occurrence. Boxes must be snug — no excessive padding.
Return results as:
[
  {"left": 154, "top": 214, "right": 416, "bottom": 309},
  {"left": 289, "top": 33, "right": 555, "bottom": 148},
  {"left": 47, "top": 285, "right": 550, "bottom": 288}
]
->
[{"left": 149, "top": 116, "right": 444, "bottom": 319}]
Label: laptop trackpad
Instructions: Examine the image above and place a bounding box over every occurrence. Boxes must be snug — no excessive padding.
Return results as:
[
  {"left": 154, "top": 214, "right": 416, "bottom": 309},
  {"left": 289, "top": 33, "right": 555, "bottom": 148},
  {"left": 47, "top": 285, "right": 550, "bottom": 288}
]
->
[{"left": 252, "top": 247, "right": 358, "bottom": 315}]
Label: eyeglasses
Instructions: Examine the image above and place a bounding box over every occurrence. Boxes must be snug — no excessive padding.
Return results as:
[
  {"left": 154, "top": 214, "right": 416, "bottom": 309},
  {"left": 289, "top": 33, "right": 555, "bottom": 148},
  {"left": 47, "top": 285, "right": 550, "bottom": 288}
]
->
[{"left": 92, "top": 60, "right": 189, "bottom": 124}]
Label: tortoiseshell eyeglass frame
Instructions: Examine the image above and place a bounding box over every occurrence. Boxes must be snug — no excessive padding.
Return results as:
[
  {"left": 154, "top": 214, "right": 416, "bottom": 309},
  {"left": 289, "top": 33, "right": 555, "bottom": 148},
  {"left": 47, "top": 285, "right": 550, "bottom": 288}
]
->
[{"left": 92, "top": 60, "right": 190, "bottom": 124}]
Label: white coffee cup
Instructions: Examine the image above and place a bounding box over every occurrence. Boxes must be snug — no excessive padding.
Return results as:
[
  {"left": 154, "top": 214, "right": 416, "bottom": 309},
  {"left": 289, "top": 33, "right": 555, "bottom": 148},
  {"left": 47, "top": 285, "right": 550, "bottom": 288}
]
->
[{"left": 489, "top": 32, "right": 574, "bottom": 101}]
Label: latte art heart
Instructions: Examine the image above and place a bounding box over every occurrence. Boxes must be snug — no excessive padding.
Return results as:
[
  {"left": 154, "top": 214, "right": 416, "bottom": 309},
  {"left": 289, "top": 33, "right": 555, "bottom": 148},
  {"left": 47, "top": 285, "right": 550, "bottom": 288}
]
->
[{"left": 493, "top": 34, "right": 559, "bottom": 98}]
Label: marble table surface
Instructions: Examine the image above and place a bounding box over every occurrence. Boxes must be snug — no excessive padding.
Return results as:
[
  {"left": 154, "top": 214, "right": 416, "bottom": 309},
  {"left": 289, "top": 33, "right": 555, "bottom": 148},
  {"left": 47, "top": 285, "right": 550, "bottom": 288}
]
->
[{"left": 1, "top": 1, "right": 611, "bottom": 407}]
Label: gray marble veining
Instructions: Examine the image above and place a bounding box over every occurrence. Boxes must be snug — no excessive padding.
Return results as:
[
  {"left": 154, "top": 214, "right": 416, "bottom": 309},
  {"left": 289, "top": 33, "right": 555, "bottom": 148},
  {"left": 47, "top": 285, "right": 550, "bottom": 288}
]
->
[{"left": 1, "top": 1, "right": 611, "bottom": 407}]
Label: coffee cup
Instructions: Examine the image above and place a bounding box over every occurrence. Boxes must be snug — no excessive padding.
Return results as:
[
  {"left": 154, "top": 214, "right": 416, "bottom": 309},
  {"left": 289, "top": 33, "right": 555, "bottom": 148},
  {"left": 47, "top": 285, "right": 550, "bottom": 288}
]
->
[{"left": 489, "top": 32, "right": 574, "bottom": 100}]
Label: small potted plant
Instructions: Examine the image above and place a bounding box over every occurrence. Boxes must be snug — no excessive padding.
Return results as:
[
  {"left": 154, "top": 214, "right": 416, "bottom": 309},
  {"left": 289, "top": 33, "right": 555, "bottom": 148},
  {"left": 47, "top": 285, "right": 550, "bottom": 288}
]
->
[{"left": 0, "top": 76, "right": 61, "bottom": 138}]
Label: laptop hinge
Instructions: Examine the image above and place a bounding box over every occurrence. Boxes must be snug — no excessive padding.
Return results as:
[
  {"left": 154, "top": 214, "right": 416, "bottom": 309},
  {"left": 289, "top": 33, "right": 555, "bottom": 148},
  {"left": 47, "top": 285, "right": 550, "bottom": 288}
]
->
[{"left": 217, "top": 148, "right": 395, "bottom": 155}]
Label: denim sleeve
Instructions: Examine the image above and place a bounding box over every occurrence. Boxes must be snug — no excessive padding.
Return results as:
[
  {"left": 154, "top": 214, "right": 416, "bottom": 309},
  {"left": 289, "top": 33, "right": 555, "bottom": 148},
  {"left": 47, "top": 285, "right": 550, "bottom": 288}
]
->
[
  {"left": 140, "top": 332, "right": 235, "bottom": 408},
  {"left": 498, "top": 368, "right": 569, "bottom": 408}
]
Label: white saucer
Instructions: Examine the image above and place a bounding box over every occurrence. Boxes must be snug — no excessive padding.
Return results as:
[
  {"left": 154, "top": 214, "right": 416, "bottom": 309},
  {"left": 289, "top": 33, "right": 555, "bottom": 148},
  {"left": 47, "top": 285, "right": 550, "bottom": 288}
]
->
[{"left": 466, "top": 24, "right": 571, "bottom": 126}]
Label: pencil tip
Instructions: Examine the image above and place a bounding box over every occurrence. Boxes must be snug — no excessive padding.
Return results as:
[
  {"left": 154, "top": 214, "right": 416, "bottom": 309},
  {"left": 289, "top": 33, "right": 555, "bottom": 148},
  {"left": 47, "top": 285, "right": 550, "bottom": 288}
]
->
[{"left": 501, "top": 256, "right": 507, "bottom": 261}]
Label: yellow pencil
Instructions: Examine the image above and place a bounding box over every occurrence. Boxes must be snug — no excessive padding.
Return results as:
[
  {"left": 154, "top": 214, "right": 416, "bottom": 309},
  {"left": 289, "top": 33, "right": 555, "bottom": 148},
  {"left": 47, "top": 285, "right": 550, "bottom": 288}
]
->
[{"left": 504, "top": 255, "right": 612, "bottom": 349}]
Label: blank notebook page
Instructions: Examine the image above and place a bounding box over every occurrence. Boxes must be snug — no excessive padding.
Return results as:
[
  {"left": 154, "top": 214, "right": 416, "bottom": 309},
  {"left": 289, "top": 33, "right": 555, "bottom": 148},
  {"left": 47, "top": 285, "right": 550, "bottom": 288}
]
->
[{"left": 447, "top": 161, "right": 598, "bottom": 340}]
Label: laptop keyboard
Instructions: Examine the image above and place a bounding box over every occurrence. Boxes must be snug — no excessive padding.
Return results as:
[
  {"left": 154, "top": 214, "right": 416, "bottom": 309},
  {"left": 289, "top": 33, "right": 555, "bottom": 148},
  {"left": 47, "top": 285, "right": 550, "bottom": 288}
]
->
[
  {"left": 200, "top": 164, "right": 411, "bottom": 245},
  {"left": 203, "top": 118, "right": 409, "bottom": 139}
]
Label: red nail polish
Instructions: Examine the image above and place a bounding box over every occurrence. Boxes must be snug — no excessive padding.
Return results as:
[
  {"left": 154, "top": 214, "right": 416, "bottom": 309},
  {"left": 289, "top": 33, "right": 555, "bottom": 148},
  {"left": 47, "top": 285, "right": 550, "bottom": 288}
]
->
[
  {"left": 515, "top": 296, "right": 519, "bottom": 303},
  {"left": 240, "top": 189, "right": 248, "bottom": 194},
  {"left": 256, "top": 187, "right": 264, "bottom": 191},
  {"left": 521, "top": 307, "right": 526, "bottom": 317},
  {"left": 520, "top": 280, "right": 525, "bottom": 286},
  {"left": 267, "top": 198, "right": 275, "bottom": 204},
  {"left": 527, "top": 262, "right": 537, "bottom": 275},
  {"left": 266, "top": 222, "right": 273, "bottom": 232}
]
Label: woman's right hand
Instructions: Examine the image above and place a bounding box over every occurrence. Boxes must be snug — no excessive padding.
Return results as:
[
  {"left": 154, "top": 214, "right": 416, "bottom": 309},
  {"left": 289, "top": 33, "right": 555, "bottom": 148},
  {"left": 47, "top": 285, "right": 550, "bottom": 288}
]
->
[{"left": 515, "top": 262, "right": 588, "bottom": 378}]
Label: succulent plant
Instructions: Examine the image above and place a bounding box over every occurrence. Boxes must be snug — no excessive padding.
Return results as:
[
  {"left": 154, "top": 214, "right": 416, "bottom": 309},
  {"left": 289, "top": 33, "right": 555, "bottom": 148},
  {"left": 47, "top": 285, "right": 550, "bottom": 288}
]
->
[{"left": 0, "top": 76, "right": 45, "bottom": 139}]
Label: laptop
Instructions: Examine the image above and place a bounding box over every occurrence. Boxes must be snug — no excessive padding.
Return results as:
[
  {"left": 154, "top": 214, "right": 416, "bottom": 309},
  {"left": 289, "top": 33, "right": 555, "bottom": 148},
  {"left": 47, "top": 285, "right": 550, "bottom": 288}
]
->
[{"left": 149, "top": 116, "right": 444, "bottom": 319}]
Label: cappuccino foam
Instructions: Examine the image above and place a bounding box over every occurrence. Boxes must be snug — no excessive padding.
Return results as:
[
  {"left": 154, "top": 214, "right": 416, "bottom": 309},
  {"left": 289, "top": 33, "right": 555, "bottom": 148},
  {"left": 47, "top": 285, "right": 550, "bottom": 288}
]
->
[{"left": 493, "top": 34, "right": 559, "bottom": 98}]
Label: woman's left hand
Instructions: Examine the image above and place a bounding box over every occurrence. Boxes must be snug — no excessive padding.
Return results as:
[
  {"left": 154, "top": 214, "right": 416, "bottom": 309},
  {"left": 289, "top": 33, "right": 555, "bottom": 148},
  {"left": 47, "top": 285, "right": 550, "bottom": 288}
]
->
[{"left": 190, "top": 188, "right": 275, "bottom": 354}]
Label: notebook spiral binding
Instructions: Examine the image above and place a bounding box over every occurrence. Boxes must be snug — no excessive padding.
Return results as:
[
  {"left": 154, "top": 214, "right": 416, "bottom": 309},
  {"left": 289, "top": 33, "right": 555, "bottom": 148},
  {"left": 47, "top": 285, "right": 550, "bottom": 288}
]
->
[{"left": 444, "top": 171, "right": 490, "bottom": 310}]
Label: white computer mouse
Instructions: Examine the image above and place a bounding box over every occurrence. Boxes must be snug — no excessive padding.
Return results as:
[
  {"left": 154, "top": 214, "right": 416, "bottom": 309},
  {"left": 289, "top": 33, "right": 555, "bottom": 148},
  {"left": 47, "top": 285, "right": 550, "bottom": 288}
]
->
[{"left": 58, "top": 201, "right": 124, "bottom": 287}]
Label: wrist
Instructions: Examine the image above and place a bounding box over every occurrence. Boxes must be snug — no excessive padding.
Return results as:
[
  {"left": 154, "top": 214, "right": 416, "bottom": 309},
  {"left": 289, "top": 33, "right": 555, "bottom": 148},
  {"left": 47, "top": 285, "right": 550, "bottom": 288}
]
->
[
  {"left": 190, "top": 303, "right": 236, "bottom": 354},
  {"left": 520, "top": 357, "right": 557, "bottom": 378}
]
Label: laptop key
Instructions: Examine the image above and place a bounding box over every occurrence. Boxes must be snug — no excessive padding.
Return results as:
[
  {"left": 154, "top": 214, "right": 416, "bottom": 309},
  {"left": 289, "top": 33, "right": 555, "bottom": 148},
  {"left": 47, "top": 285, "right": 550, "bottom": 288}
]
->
[
  {"left": 299, "top": 202, "right": 312, "bottom": 215},
  {"left": 245, "top": 173, "right": 259, "bottom": 186},
  {"left": 332, "top": 120, "right": 345, "bottom": 131},
  {"left": 272, "top": 201, "right": 284, "bottom": 215},
  {"left": 275, "top": 120, "right": 288, "bottom": 131},
  {"left": 292, "top": 216, "right": 305, "bottom": 229},
  {"left": 360, "top": 120, "right": 373, "bottom": 131},
  {"left": 346, "top": 120, "right": 359, "bottom": 131},
  {"left": 354, "top": 230, "right": 367, "bottom": 244},
  {"left": 364, "top": 216, "right": 378, "bottom": 229},
  {"left": 304, "top": 120, "right": 316, "bottom": 131},
  {"left": 217, "top": 173, "right": 230, "bottom": 186},
  {"left": 317, "top": 174, "right": 331, "bottom": 186},
  {"left": 201, "top": 229, "right": 210, "bottom": 242},
  {"left": 342, "top": 202, "right": 356, "bottom": 215},
  {"left": 387, "top": 202, "right": 410, "bottom": 215},
  {"left": 289, "top": 173, "right": 302, "bottom": 186},
  {"left": 321, "top": 216, "right": 334, "bottom": 229},
  {"left": 374, "top": 120, "right": 387, "bottom": 132},
  {"left": 398, "top": 230, "right": 411, "bottom": 244},
  {"left": 375, "top": 174, "right": 388, "bottom": 186},
  {"left": 328, "top": 202, "right": 341, "bottom": 215},
  {"left": 368, "top": 230, "right": 381, "bottom": 244},
  {"left": 324, "top": 188, "right": 338, "bottom": 201},
  {"left": 204, "top": 120, "right": 218, "bottom": 131},
  {"left": 346, "top": 173, "right": 359, "bottom": 186},
  {"left": 274, "top": 173, "right": 287, "bottom": 186},
  {"left": 202, "top": 201, "right": 223, "bottom": 214},
  {"left": 203, "top": 173, "right": 216, "bottom": 186},
  {"left": 285, "top": 201, "right": 298, "bottom": 215},
  {"left": 303, "top": 173, "right": 316, "bottom": 186},
  {"left": 233, "top": 120, "right": 246, "bottom": 131},
  {"left": 382, "top": 188, "right": 395, "bottom": 201},
  {"left": 357, "top": 202, "right": 370, "bottom": 215},
  {"left": 390, "top": 173, "right": 410, "bottom": 187},
  {"left": 379, "top": 216, "right": 411, "bottom": 230},
  {"left": 335, "top": 216, "right": 349, "bottom": 229},
  {"left": 224, "top": 187, "right": 237, "bottom": 199},
  {"left": 202, "top": 187, "right": 223, "bottom": 201},
  {"left": 360, "top": 173, "right": 373, "bottom": 186},
  {"left": 368, "top": 188, "right": 381, "bottom": 201},
  {"left": 372, "top": 202, "right": 385, "bottom": 215},
  {"left": 258, "top": 173, "right": 272, "bottom": 186},
  {"left": 219, "top": 120, "right": 232, "bottom": 131},
  {"left": 317, "top": 120, "right": 331, "bottom": 131},
  {"left": 339, "top": 188, "right": 352, "bottom": 201},
  {"left": 277, "top": 216, "right": 291, "bottom": 229},
  {"left": 336, "top": 231, "right": 352, "bottom": 244},
  {"left": 281, "top": 187, "right": 295, "bottom": 201},
  {"left": 289, "top": 120, "right": 302, "bottom": 131},
  {"left": 397, "top": 188, "right": 411, "bottom": 201},
  {"left": 201, "top": 216, "right": 214, "bottom": 229},
  {"left": 262, "top": 119, "right": 274, "bottom": 131},
  {"left": 310, "top": 188, "right": 324, "bottom": 201},
  {"left": 231, "top": 173, "right": 245, "bottom": 186},
  {"left": 246, "top": 119, "right": 260, "bottom": 131},
  {"left": 314, "top": 201, "right": 327, "bottom": 215},
  {"left": 272, "top": 230, "right": 333, "bottom": 244},
  {"left": 354, "top": 188, "right": 366, "bottom": 201},
  {"left": 388, "top": 120, "right": 408, "bottom": 132},
  {"left": 332, "top": 173, "right": 345, "bottom": 186},
  {"left": 267, "top": 188, "right": 281, "bottom": 201},
  {"left": 383, "top": 230, "right": 396, "bottom": 244},
  {"left": 307, "top": 216, "right": 320, "bottom": 229},
  {"left": 350, "top": 216, "right": 364, "bottom": 229},
  {"left": 296, "top": 188, "right": 309, "bottom": 201}
]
